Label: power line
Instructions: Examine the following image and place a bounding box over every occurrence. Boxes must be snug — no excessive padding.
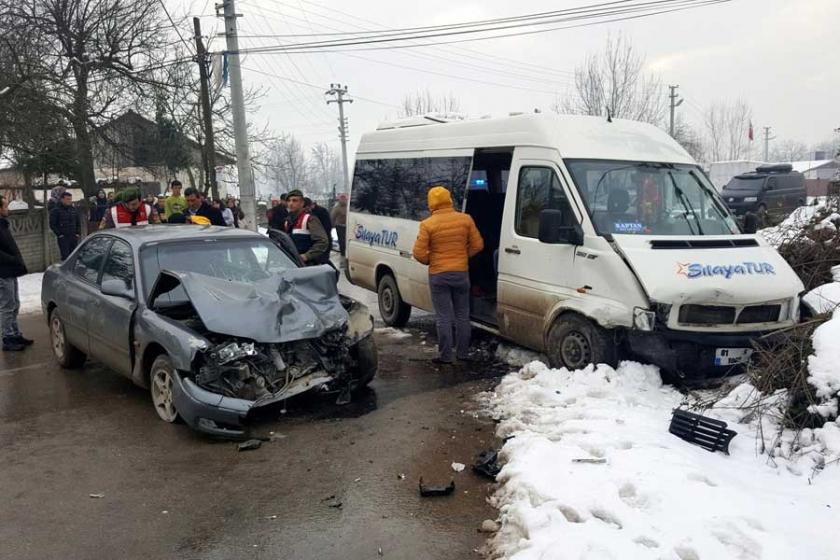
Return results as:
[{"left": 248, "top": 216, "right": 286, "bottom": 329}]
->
[
  {"left": 236, "top": 3, "right": 575, "bottom": 88},
  {"left": 241, "top": 65, "right": 400, "bottom": 109},
  {"left": 158, "top": 0, "right": 196, "bottom": 56},
  {"left": 295, "top": 0, "right": 579, "bottom": 79},
  {"left": 233, "top": 0, "right": 730, "bottom": 54}
]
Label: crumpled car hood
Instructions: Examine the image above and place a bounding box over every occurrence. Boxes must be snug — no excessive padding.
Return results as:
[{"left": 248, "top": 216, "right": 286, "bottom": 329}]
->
[{"left": 149, "top": 265, "right": 349, "bottom": 343}]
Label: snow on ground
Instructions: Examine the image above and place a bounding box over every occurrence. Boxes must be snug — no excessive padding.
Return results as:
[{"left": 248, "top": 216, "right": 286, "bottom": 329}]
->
[
  {"left": 758, "top": 202, "right": 839, "bottom": 248},
  {"left": 495, "top": 343, "right": 547, "bottom": 368},
  {"left": 18, "top": 273, "right": 43, "bottom": 314},
  {"left": 803, "top": 265, "right": 840, "bottom": 315},
  {"left": 483, "top": 361, "right": 840, "bottom": 560},
  {"left": 375, "top": 327, "right": 412, "bottom": 339}
]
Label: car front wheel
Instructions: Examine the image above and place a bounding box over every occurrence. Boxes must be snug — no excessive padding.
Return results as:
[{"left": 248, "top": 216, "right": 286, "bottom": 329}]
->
[
  {"left": 546, "top": 314, "right": 618, "bottom": 371},
  {"left": 350, "top": 336, "right": 378, "bottom": 389},
  {"left": 49, "top": 309, "right": 86, "bottom": 368},
  {"left": 150, "top": 355, "right": 180, "bottom": 423}
]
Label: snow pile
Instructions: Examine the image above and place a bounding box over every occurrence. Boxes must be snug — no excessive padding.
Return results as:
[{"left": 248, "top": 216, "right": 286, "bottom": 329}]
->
[
  {"left": 484, "top": 361, "right": 840, "bottom": 560},
  {"left": 802, "top": 265, "right": 840, "bottom": 315},
  {"left": 806, "top": 308, "right": 840, "bottom": 424},
  {"left": 18, "top": 273, "right": 44, "bottom": 314},
  {"left": 495, "top": 343, "right": 547, "bottom": 368}
]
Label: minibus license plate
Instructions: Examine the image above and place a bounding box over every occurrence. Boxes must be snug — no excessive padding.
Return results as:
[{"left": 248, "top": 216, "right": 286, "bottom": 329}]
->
[{"left": 714, "top": 348, "right": 753, "bottom": 366}]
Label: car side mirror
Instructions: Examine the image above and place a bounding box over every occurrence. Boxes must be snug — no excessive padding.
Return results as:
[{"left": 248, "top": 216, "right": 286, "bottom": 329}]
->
[
  {"left": 101, "top": 278, "right": 134, "bottom": 299},
  {"left": 538, "top": 209, "right": 583, "bottom": 245}
]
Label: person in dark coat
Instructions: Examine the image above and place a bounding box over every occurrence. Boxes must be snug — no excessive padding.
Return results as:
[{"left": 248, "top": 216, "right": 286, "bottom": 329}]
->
[
  {"left": 0, "top": 195, "right": 33, "bottom": 351},
  {"left": 306, "top": 198, "right": 333, "bottom": 249},
  {"left": 268, "top": 194, "right": 289, "bottom": 230},
  {"left": 183, "top": 187, "right": 225, "bottom": 226},
  {"left": 49, "top": 191, "right": 81, "bottom": 260},
  {"left": 283, "top": 189, "right": 329, "bottom": 265},
  {"left": 89, "top": 189, "right": 108, "bottom": 228}
]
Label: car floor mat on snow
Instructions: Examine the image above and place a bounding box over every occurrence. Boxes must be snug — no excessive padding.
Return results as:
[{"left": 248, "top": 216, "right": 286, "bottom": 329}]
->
[
  {"left": 472, "top": 449, "right": 501, "bottom": 480},
  {"left": 669, "top": 408, "right": 737, "bottom": 454}
]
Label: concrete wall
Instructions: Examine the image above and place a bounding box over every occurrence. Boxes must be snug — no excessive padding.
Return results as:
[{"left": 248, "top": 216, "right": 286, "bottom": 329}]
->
[{"left": 7, "top": 209, "right": 62, "bottom": 273}]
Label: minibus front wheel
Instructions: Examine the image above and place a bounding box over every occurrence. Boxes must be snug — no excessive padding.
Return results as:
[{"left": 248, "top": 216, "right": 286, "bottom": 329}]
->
[
  {"left": 547, "top": 314, "right": 618, "bottom": 371},
  {"left": 377, "top": 273, "right": 412, "bottom": 327}
]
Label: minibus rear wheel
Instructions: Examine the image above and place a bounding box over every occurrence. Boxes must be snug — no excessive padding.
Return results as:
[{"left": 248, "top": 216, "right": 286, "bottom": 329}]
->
[
  {"left": 377, "top": 273, "right": 411, "bottom": 327},
  {"left": 547, "top": 314, "right": 617, "bottom": 371}
]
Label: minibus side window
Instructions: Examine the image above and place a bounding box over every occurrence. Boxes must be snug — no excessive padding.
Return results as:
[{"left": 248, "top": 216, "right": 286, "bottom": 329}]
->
[
  {"left": 515, "top": 167, "right": 576, "bottom": 239},
  {"left": 350, "top": 156, "right": 472, "bottom": 220}
]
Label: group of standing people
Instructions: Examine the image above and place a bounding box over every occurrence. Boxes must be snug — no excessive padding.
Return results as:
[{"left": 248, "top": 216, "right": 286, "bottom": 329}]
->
[
  {"left": 265, "top": 191, "right": 348, "bottom": 265},
  {"left": 47, "top": 180, "right": 248, "bottom": 260}
]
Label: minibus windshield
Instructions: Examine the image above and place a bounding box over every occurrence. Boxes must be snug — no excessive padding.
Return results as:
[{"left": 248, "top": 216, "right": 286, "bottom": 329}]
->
[{"left": 565, "top": 160, "right": 740, "bottom": 236}]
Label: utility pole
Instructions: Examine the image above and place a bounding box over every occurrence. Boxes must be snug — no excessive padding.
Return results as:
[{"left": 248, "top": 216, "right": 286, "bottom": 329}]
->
[
  {"left": 218, "top": 0, "right": 256, "bottom": 230},
  {"left": 668, "top": 85, "right": 683, "bottom": 137},
  {"left": 326, "top": 84, "right": 353, "bottom": 193},
  {"left": 193, "top": 17, "right": 218, "bottom": 200},
  {"left": 763, "top": 126, "right": 776, "bottom": 162}
]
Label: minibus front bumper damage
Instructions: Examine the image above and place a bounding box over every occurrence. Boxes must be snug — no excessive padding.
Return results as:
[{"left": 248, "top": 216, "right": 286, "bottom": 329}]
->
[{"left": 625, "top": 326, "right": 784, "bottom": 380}]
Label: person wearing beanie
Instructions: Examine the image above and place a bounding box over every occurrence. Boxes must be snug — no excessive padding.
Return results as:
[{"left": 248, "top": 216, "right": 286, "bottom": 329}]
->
[{"left": 412, "top": 186, "right": 484, "bottom": 365}]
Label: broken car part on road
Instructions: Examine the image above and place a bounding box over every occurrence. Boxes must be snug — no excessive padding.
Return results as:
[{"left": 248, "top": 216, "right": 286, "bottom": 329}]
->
[
  {"left": 669, "top": 408, "right": 737, "bottom": 453},
  {"left": 419, "top": 478, "right": 456, "bottom": 497}
]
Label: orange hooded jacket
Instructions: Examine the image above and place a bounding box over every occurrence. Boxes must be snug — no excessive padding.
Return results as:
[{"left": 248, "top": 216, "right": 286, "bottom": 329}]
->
[{"left": 412, "top": 186, "right": 484, "bottom": 275}]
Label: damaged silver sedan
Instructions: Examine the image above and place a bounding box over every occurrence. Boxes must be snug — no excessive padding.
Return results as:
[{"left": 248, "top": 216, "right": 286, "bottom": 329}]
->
[{"left": 41, "top": 226, "right": 377, "bottom": 438}]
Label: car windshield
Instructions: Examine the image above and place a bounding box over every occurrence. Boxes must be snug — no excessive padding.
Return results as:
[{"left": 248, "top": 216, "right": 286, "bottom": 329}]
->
[
  {"left": 140, "top": 238, "right": 296, "bottom": 301},
  {"left": 724, "top": 176, "right": 765, "bottom": 191},
  {"left": 565, "top": 159, "right": 740, "bottom": 236}
]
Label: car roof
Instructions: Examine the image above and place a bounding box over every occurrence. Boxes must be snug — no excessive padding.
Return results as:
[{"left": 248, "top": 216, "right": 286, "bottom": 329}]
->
[{"left": 91, "top": 225, "right": 262, "bottom": 246}]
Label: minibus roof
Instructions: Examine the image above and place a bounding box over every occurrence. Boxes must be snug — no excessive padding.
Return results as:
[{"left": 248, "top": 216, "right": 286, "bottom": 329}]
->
[{"left": 357, "top": 113, "right": 694, "bottom": 164}]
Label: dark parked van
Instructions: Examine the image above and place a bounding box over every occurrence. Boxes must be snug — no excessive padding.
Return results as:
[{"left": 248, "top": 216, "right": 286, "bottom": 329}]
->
[{"left": 721, "top": 164, "right": 806, "bottom": 217}]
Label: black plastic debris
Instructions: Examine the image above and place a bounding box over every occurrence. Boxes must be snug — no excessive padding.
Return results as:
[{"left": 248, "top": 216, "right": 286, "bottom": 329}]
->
[
  {"left": 472, "top": 450, "right": 502, "bottom": 480},
  {"left": 419, "top": 478, "right": 455, "bottom": 497},
  {"left": 237, "top": 439, "right": 263, "bottom": 452},
  {"left": 322, "top": 495, "right": 343, "bottom": 508},
  {"left": 669, "top": 409, "right": 736, "bottom": 454}
]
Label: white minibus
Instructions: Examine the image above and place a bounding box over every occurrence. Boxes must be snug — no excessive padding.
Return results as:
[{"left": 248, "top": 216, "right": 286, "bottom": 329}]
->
[{"left": 346, "top": 113, "right": 803, "bottom": 378}]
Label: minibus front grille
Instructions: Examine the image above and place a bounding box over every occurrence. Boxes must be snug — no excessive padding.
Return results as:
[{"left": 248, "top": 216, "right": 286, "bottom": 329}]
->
[
  {"left": 678, "top": 305, "right": 736, "bottom": 325},
  {"left": 737, "top": 305, "right": 782, "bottom": 324},
  {"left": 677, "top": 303, "right": 782, "bottom": 326},
  {"left": 650, "top": 239, "right": 759, "bottom": 249}
]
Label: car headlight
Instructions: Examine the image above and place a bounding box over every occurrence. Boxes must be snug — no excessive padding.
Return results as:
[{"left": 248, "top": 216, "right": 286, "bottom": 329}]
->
[
  {"left": 743, "top": 197, "right": 758, "bottom": 202},
  {"left": 633, "top": 307, "right": 656, "bottom": 331}
]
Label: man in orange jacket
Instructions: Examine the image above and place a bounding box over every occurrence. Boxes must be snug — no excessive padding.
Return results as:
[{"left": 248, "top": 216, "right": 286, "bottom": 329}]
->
[{"left": 413, "top": 186, "right": 484, "bottom": 364}]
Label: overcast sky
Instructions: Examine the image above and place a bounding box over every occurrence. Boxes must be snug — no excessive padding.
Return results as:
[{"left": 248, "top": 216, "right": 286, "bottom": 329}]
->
[{"left": 187, "top": 0, "right": 840, "bottom": 169}]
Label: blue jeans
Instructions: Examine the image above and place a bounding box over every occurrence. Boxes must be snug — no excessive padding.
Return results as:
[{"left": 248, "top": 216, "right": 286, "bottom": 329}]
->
[
  {"left": 0, "top": 277, "right": 21, "bottom": 338},
  {"left": 429, "top": 272, "right": 471, "bottom": 362}
]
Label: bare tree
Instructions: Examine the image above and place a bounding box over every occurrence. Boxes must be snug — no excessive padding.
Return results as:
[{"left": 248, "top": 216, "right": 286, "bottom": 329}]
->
[
  {"left": 2, "top": 0, "right": 168, "bottom": 196},
  {"left": 399, "top": 89, "right": 461, "bottom": 117},
  {"left": 704, "top": 99, "right": 753, "bottom": 161},
  {"left": 266, "top": 134, "right": 308, "bottom": 194},
  {"left": 769, "top": 139, "right": 808, "bottom": 163},
  {"left": 672, "top": 117, "right": 706, "bottom": 163},
  {"left": 308, "top": 143, "right": 342, "bottom": 197},
  {"left": 555, "top": 34, "right": 666, "bottom": 125}
]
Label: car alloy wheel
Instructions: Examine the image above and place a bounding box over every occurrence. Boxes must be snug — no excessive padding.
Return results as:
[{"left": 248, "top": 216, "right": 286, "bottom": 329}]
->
[
  {"left": 51, "top": 314, "right": 65, "bottom": 362},
  {"left": 150, "top": 358, "right": 179, "bottom": 423}
]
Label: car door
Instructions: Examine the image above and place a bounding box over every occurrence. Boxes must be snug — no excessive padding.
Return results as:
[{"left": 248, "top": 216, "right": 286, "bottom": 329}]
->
[
  {"left": 87, "top": 239, "right": 136, "bottom": 377},
  {"left": 497, "top": 155, "right": 583, "bottom": 350},
  {"left": 63, "top": 236, "right": 113, "bottom": 354}
]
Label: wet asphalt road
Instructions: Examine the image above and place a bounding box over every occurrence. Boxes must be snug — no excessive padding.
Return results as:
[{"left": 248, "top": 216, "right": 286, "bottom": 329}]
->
[{"left": 0, "top": 311, "right": 507, "bottom": 560}]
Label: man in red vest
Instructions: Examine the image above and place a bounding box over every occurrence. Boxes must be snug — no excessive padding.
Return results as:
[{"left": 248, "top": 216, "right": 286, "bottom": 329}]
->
[
  {"left": 100, "top": 188, "right": 161, "bottom": 229},
  {"left": 282, "top": 189, "right": 329, "bottom": 265}
]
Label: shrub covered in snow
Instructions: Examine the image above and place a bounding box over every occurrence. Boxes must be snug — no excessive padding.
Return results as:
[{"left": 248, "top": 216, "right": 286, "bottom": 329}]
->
[{"left": 759, "top": 197, "right": 840, "bottom": 291}]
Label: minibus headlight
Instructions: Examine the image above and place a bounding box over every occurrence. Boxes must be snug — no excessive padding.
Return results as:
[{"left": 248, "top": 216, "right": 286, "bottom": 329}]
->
[
  {"left": 633, "top": 308, "right": 656, "bottom": 331},
  {"left": 744, "top": 196, "right": 758, "bottom": 202}
]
